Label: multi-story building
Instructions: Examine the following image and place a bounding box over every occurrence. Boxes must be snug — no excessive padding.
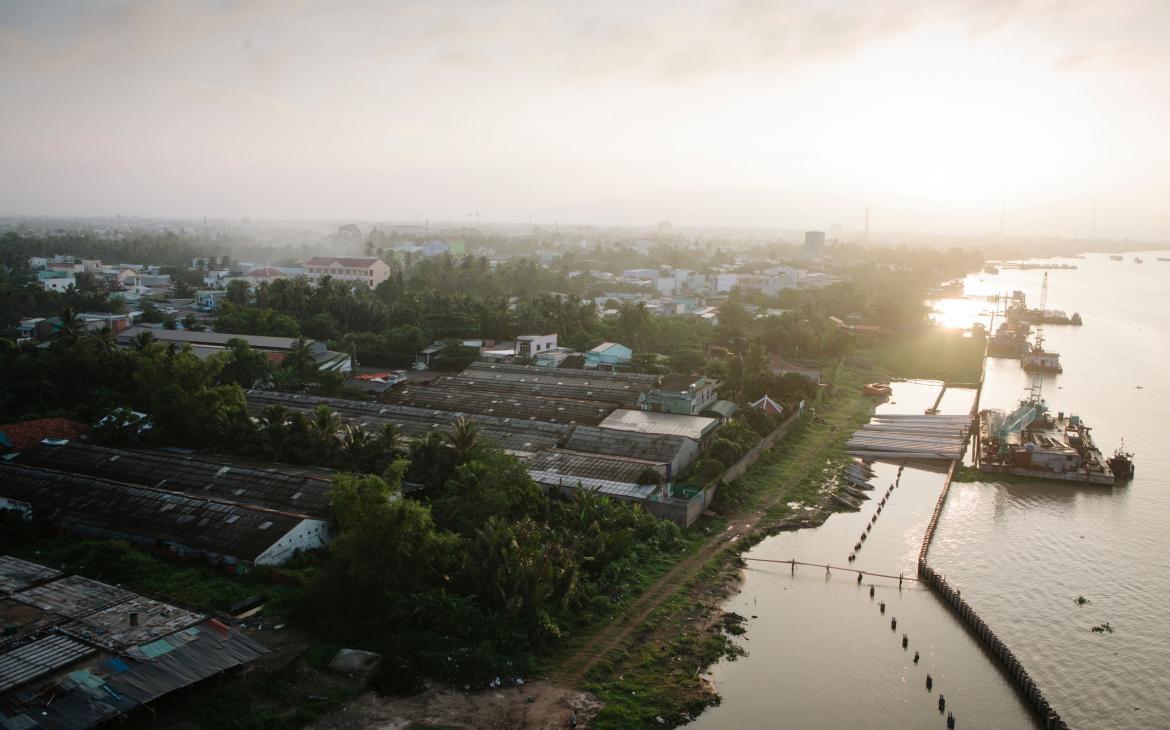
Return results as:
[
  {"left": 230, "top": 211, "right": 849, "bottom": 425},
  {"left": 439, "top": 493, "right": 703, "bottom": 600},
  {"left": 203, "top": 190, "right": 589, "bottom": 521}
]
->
[
  {"left": 516, "top": 334, "right": 557, "bottom": 358},
  {"left": 304, "top": 256, "right": 392, "bottom": 288},
  {"left": 643, "top": 374, "right": 719, "bottom": 415}
]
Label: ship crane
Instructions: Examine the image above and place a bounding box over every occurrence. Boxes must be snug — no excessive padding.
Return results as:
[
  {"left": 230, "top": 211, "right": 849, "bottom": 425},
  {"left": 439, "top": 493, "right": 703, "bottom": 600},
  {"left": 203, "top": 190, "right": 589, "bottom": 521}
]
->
[{"left": 1034, "top": 272, "right": 1049, "bottom": 352}]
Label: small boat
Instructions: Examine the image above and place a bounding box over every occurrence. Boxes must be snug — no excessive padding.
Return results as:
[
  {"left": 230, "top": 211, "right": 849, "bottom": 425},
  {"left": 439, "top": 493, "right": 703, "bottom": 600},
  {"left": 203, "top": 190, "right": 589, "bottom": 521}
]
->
[
  {"left": 863, "top": 383, "right": 893, "bottom": 396},
  {"left": 1134, "top": 257, "right": 1144, "bottom": 264},
  {"left": 1110, "top": 254, "right": 1124, "bottom": 261},
  {"left": 1108, "top": 442, "right": 1135, "bottom": 481}
]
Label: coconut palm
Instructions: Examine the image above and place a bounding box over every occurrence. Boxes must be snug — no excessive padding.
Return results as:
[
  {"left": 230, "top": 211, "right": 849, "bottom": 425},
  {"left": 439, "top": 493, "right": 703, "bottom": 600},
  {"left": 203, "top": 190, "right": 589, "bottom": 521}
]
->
[
  {"left": 283, "top": 335, "right": 318, "bottom": 378},
  {"left": 307, "top": 404, "right": 342, "bottom": 466},
  {"left": 131, "top": 330, "right": 156, "bottom": 352},
  {"left": 441, "top": 417, "right": 480, "bottom": 463},
  {"left": 56, "top": 308, "right": 83, "bottom": 346}
]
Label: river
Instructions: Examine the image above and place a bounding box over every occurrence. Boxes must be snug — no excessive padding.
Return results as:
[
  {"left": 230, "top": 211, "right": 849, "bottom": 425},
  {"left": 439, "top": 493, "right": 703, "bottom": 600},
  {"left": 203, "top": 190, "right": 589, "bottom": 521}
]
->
[{"left": 690, "top": 251, "right": 1169, "bottom": 729}]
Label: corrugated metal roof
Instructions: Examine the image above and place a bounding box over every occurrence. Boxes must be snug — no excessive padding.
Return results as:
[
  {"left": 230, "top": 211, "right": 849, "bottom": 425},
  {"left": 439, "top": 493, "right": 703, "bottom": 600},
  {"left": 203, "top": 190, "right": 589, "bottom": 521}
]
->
[
  {"left": 61, "top": 596, "right": 203, "bottom": 652},
  {"left": 463, "top": 361, "right": 658, "bottom": 385},
  {"left": 0, "top": 635, "right": 95, "bottom": 693},
  {"left": 0, "top": 557, "right": 62, "bottom": 597},
  {"left": 115, "top": 326, "right": 320, "bottom": 352},
  {"left": 0, "top": 463, "right": 307, "bottom": 563},
  {"left": 16, "top": 443, "right": 333, "bottom": 520},
  {"left": 598, "top": 409, "right": 719, "bottom": 441},
  {"left": 529, "top": 471, "right": 659, "bottom": 500},
  {"left": 384, "top": 383, "right": 616, "bottom": 425},
  {"left": 11, "top": 577, "right": 134, "bottom": 620},
  {"left": 526, "top": 450, "right": 663, "bottom": 484}
]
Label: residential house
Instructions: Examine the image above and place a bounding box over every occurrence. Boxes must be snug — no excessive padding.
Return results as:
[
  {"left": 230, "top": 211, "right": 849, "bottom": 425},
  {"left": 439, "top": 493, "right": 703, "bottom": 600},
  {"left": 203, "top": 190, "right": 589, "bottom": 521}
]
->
[
  {"left": 644, "top": 374, "right": 719, "bottom": 415},
  {"left": 584, "top": 342, "right": 632, "bottom": 371},
  {"left": 516, "top": 334, "right": 557, "bottom": 359},
  {"left": 195, "top": 290, "right": 228, "bottom": 310},
  {"left": 37, "top": 270, "right": 75, "bottom": 292},
  {"left": 242, "top": 267, "right": 287, "bottom": 285},
  {"left": 304, "top": 256, "right": 391, "bottom": 288}
]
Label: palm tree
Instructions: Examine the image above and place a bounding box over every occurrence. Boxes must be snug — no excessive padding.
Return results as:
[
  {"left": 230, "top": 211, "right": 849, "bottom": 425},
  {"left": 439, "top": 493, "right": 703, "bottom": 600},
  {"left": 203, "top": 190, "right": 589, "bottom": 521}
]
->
[
  {"left": 56, "top": 308, "right": 83, "bottom": 346},
  {"left": 341, "top": 423, "right": 375, "bottom": 471},
  {"left": 307, "top": 405, "right": 342, "bottom": 466},
  {"left": 131, "top": 330, "right": 155, "bottom": 352},
  {"left": 441, "top": 417, "right": 481, "bottom": 463},
  {"left": 283, "top": 336, "right": 317, "bottom": 378}
]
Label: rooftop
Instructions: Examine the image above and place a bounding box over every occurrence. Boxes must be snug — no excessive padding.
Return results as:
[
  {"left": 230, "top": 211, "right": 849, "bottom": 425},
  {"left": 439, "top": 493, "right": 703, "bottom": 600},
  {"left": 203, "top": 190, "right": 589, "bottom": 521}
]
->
[
  {"left": 116, "top": 326, "right": 323, "bottom": 352},
  {"left": 17, "top": 442, "right": 334, "bottom": 520},
  {"left": 598, "top": 409, "right": 719, "bottom": 442},
  {"left": 305, "top": 256, "right": 382, "bottom": 267},
  {"left": 0, "top": 462, "right": 313, "bottom": 563},
  {"left": 0, "top": 556, "right": 62, "bottom": 596}
]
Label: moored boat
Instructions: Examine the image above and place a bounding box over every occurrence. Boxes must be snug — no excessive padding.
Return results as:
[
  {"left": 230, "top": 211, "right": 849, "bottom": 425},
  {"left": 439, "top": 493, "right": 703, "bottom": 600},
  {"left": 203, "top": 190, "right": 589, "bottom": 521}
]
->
[{"left": 863, "top": 383, "right": 893, "bottom": 396}]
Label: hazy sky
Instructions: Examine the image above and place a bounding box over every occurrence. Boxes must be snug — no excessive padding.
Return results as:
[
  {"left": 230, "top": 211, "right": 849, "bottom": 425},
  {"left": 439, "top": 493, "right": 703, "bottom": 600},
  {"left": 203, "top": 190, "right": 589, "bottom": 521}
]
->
[{"left": 2, "top": 1, "right": 1168, "bottom": 239}]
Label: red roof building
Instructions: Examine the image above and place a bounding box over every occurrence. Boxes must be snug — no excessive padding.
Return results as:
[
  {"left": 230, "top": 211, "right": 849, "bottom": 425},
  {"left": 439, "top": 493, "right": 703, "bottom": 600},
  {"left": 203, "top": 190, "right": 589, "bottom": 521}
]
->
[{"left": 0, "top": 418, "right": 89, "bottom": 451}]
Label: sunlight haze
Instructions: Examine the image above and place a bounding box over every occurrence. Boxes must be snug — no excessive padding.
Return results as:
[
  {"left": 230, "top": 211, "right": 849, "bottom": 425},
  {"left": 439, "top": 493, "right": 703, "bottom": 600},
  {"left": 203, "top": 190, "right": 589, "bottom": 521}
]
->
[{"left": 2, "top": 0, "right": 1167, "bottom": 239}]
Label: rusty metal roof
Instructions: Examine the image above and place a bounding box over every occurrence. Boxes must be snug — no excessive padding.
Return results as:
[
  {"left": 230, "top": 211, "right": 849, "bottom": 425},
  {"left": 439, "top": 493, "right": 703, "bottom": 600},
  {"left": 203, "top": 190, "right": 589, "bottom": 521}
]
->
[{"left": 16, "top": 442, "right": 333, "bottom": 520}]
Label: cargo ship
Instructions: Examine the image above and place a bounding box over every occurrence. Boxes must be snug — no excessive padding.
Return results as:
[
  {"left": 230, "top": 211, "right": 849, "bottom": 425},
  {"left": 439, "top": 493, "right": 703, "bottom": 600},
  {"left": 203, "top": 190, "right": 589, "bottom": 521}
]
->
[
  {"left": 988, "top": 321, "right": 1030, "bottom": 358},
  {"left": 1021, "top": 346, "right": 1062, "bottom": 373},
  {"left": 977, "top": 379, "right": 1126, "bottom": 485},
  {"left": 1007, "top": 307, "right": 1083, "bottom": 326}
]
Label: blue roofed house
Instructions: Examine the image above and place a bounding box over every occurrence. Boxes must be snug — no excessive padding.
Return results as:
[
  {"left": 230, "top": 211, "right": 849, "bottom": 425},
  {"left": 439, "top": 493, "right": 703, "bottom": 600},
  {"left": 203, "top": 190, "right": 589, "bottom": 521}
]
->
[{"left": 584, "top": 342, "right": 632, "bottom": 371}]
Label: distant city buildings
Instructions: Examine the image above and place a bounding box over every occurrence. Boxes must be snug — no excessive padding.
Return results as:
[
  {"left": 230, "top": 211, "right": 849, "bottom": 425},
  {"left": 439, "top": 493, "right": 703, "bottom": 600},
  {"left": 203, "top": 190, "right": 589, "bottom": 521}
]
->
[{"left": 804, "top": 230, "right": 826, "bottom": 259}]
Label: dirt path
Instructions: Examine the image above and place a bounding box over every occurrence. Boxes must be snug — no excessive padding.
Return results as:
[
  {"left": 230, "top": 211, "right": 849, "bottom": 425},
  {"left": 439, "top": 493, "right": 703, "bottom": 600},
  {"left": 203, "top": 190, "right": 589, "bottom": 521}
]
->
[{"left": 550, "top": 397, "right": 865, "bottom": 690}]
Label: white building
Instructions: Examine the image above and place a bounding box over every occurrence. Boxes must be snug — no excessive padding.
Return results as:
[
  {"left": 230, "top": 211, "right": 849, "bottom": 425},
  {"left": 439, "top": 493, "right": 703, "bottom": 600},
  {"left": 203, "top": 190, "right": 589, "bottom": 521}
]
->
[
  {"left": 304, "top": 256, "right": 392, "bottom": 288},
  {"left": 516, "top": 334, "right": 558, "bottom": 358}
]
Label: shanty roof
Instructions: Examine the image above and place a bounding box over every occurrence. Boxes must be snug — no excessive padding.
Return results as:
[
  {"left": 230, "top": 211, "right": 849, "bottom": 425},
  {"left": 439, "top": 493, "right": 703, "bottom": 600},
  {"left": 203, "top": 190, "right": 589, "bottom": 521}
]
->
[
  {"left": 0, "top": 619, "right": 267, "bottom": 726},
  {"left": 16, "top": 442, "right": 334, "bottom": 520},
  {"left": 0, "top": 557, "right": 62, "bottom": 596},
  {"left": 0, "top": 634, "right": 96, "bottom": 694},
  {"left": 598, "top": 409, "right": 719, "bottom": 442},
  {"left": 62, "top": 596, "right": 203, "bottom": 651},
  {"left": 0, "top": 463, "right": 311, "bottom": 563},
  {"left": 12, "top": 577, "right": 134, "bottom": 620},
  {"left": 305, "top": 256, "right": 381, "bottom": 267}
]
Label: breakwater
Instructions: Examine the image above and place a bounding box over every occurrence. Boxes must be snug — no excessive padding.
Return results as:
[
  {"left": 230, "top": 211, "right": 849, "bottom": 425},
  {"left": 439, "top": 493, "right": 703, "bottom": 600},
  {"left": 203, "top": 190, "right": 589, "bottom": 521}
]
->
[{"left": 918, "top": 459, "right": 1068, "bottom": 729}]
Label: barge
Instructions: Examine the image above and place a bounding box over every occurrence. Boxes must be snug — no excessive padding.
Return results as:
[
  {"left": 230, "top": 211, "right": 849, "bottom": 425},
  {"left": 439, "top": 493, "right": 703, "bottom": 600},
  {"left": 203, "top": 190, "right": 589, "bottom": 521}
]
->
[{"left": 976, "top": 382, "right": 1125, "bottom": 485}]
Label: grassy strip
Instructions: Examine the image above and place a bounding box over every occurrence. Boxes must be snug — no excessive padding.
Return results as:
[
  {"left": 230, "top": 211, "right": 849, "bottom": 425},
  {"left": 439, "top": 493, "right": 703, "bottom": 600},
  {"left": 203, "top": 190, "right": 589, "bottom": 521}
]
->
[
  {"left": 10, "top": 537, "right": 313, "bottom": 616},
  {"left": 861, "top": 327, "right": 985, "bottom": 383},
  {"left": 581, "top": 364, "right": 877, "bottom": 728}
]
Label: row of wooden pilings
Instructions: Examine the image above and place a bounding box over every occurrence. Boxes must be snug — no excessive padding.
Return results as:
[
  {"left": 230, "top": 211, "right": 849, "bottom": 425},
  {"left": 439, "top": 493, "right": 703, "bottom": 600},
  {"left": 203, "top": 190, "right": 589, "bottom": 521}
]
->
[{"left": 918, "top": 460, "right": 1069, "bottom": 730}]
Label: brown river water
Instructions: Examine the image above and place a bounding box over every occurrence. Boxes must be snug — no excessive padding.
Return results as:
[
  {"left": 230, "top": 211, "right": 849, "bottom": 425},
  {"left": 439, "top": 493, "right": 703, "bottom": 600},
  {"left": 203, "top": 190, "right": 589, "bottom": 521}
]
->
[{"left": 690, "top": 252, "right": 1170, "bottom": 729}]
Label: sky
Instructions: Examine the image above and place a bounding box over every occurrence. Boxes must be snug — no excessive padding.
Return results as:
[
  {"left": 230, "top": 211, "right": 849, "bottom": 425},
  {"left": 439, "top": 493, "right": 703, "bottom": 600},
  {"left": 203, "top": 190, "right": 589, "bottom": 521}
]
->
[{"left": 1, "top": 0, "right": 1168, "bottom": 240}]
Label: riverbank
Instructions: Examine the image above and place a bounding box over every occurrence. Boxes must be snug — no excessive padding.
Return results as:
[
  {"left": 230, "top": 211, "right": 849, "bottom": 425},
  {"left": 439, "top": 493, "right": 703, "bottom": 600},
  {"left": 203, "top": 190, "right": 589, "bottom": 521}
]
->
[{"left": 575, "top": 365, "right": 878, "bottom": 728}]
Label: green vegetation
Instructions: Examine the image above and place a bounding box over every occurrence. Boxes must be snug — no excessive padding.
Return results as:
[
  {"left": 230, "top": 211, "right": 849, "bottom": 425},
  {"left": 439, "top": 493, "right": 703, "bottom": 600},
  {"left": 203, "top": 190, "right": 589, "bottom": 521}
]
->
[
  {"left": 583, "top": 363, "right": 875, "bottom": 728},
  {"left": 862, "top": 327, "right": 985, "bottom": 383},
  {"left": 9, "top": 538, "right": 311, "bottom": 615}
]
